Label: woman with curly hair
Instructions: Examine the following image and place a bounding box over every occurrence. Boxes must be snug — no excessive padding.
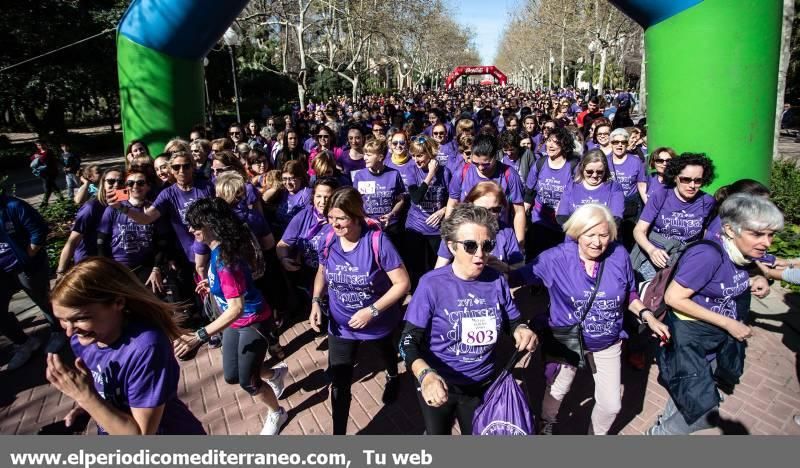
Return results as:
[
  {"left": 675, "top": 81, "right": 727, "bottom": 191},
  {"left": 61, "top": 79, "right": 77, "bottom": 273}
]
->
[
  {"left": 175, "top": 198, "right": 290, "bottom": 435},
  {"left": 632, "top": 153, "right": 716, "bottom": 282}
]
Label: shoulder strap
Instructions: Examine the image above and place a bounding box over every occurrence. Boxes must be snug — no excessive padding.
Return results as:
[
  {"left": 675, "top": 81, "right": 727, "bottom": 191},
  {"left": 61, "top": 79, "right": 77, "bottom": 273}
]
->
[
  {"left": 371, "top": 229, "right": 383, "bottom": 272},
  {"left": 535, "top": 155, "right": 546, "bottom": 174},
  {"left": 503, "top": 165, "right": 512, "bottom": 185},
  {"left": 579, "top": 260, "right": 606, "bottom": 324},
  {"left": 321, "top": 228, "right": 337, "bottom": 263},
  {"left": 461, "top": 161, "right": 471, "bottom": 180},
  {"left": 667, "top": 239, "right": 724, "bottom": 284}
]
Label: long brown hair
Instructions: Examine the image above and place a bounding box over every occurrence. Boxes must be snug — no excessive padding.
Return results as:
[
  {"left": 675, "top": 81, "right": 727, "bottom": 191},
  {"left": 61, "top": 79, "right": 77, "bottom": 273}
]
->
[{"left": 51, "top": 257, "right": 184, "bottom": 340}]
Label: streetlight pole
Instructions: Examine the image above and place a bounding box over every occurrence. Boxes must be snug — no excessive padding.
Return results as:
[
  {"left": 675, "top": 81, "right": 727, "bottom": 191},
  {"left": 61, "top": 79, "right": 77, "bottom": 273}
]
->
[
  {"left": 588, "top": 39, "right": 599, "bottom": 98},
  {"left": 223, "top": 28, "right": 242, "bottom": 123},
  {"left": 548, "top": 52, "right": 554, "bottom": 90}
]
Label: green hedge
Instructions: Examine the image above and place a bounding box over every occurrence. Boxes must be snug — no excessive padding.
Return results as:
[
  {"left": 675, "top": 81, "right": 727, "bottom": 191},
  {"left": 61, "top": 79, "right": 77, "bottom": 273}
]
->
[{"left": 771, "top": 160, "right": 800, "bottom": 225}]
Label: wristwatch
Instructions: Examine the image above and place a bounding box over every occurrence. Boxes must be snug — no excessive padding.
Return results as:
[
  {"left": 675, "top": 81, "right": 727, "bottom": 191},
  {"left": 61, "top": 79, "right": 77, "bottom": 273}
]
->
[
  {"left": 311, "top": 296, "right": 324, "bottom": 305},
  {"left": 196, "top": 327, "right": 210, "bottom": 344},
  {"left": 369, "top": 303, "right": 380, "bottom": 317},
  {"left": 639, "top": 308, "right": 654, "bottom": 323}
]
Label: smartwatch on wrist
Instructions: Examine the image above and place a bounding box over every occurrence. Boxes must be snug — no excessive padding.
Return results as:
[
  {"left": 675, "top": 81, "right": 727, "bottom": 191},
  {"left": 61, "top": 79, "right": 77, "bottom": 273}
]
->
[{"left": 196, "top": 327, "right": 210, "bottom": 344}]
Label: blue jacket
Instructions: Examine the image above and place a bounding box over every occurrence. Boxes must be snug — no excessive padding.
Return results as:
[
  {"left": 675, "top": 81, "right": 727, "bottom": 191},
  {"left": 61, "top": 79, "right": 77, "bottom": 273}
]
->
[{"left": 0, "top": 194, "right": 49, "bottom": 269}]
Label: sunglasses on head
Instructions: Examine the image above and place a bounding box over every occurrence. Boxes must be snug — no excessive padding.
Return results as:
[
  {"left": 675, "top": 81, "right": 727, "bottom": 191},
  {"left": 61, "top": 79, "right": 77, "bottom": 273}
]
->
[
  {"left": 452, "top": 239, "right": 496, "bottom": 255},
  {"left": 171, "top": 163, "right": 192, "bottom": 172},
  {"left": 584, "top": 169, "right": 605, "bottom": 177},
  {"left": 678, "top": 176, "right": 704, "bottom": 185},
  {"left": 125, "top": 179, "right": 147, "bottom": 187}
]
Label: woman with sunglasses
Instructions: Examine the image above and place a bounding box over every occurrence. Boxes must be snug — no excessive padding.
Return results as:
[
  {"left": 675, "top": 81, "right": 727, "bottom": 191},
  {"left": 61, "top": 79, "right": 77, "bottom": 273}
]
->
[
  {"left": 311, "top": 150, "right": 351, "bottom": 188},
  {"left": 308, "top": 187, "right": 410, "bottom": 434},
  {"left": 275, "top": 128, "right": 308, "bottom": 171},
  {"left": 510, "top": 204, "right": 669, "bottom": 435},
  {"left": 447, "top": 133, "right": 526, "bottom": 249},
  {"left": 400, "top": 203, "right": 536, "bottom": 435},
  {"left": 307, "top": 125, "right": 339, "bottom": 177},
  {"left": 435, "top": 181, "right": 524, "bottom": 273},
  {"left": 632, "top": 153, "right": 716, "bottom": 282},
  {"left": 556, "top": 149, "right": 624, "bottom": 225},
  {"left": 97, "top": 168, "right": 169, "bottom": 294},
  {"left": 57, "top": 167, "right": 125, "bottom": 280},
  {"left": 524, "top": 127, "right": 577, "bottom": 259},
  {"left": 269, "top": 160, "right": 311, "bottom": 239},
  {"left": 446, "top": 133, "right": 474, "bottom": 176},
  {"left": 175, "top": 198, "right": 289, "bottom": 435},
  {"left": 353, "top": 139, "right": 406, "bottom": 237},
  {"left": 248, "top": 147, "right": 272, "bottom": 191},
  {"left": 385, "top": 130, "right": 417, "bottom": 189},
  {"left": 404, "top": 136, "right": 452, "bottom": 289},
  {"left": 428, "top": 123, "right": 451, "bottom": 168},
  {"left": 606, "top": 127, "right": 647, "bottom": 248},
  {"left": 337, "top": 126, "right": 366, "bottom": 179},
  {"left": 645, "top": 147, "right": 677, "bottom": 201}
]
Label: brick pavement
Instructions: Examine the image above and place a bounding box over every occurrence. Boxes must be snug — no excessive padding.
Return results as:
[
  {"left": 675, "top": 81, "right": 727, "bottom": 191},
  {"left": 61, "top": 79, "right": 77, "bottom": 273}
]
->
[{"left": 1, "top": 285, "right": 799, "bottom": 435}]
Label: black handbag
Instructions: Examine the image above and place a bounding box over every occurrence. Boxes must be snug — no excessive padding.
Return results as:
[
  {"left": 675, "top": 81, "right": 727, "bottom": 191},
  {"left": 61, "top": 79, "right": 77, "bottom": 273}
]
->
[{"left": 543, "top": 260, "right": 605, "bottom": 370}]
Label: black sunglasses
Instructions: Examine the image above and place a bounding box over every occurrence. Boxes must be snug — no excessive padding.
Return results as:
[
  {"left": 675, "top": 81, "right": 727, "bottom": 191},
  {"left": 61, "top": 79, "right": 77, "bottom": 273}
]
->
[
  {"left": 105, "top": 178, "right": 124, "bottom": 186},
  {"left": 171, "top": 163, "right": 192, "bottom": 172},
  {"left": 452, "top": 239, "right": 496, "bottom": 255},
  {"left": 125, "top": 180, "right": 147, "bottom": 187},
  {"left": 212, "top": 166, "right": 231, "bottom": 175},
  {"left": 653, "top": 158, "right": 670, "bottom": 164},
  {"left": 584, "top": 170, "right": 605, "bottom": 177},
  {"left": 678, "top": 176, "right": 704, "bottom": 185}
]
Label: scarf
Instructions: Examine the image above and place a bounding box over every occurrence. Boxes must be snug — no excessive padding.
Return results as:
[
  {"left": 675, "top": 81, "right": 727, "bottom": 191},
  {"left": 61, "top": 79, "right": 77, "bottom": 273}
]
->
[{"left": 391, "top": 150, "right": 410, "bottom": 166}]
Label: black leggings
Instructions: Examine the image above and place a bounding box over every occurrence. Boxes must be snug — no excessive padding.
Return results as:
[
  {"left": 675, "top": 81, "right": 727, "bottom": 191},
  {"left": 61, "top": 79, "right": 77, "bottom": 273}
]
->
[
  {"left": 404, "top": 230, "right": 441, "bottom": 291},
  {"left": 416, "top": 379, "right": 490, "bottom": 435},
  {"left": 328, "top": 333, "right": 398, "bottom": 434},
  {"left": 222, "top": 320, "right": 270, "bottom": 395}
]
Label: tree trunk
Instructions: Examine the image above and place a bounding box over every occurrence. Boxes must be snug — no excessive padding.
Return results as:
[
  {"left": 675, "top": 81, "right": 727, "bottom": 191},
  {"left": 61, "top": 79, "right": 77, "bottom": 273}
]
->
[
  {"left": 352, "top": 75, "right": 359, "bottom": 101},
  {"left": 560, "top": 15, "right": 566, "bottom": 88},
  {"left": 639, "top": 35, "right": 647, "bottom": 116},
  {"left": 774, "top": 0, "right": 795, "bottom": 159},
  {"left": 597, "top": 47, "right": 608, "bottom": 96}
]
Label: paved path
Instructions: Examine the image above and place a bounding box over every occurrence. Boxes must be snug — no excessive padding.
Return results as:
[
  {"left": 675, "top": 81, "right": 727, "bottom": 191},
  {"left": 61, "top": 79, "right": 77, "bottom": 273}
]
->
[{"left": 1, "top": 282, "right": 798, "bottom": 435}]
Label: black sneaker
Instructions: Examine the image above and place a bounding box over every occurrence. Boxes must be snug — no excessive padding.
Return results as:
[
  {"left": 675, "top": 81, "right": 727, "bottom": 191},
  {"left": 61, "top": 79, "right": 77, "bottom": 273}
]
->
[{"left": 382, "top": 374, "right": 400, "bottom": 404}]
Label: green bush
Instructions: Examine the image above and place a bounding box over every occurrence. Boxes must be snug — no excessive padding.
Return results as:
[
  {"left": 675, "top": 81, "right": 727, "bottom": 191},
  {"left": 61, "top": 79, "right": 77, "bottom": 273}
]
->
[
  {"left": 771, "top": 223, "right": 800, "bottom": 292},
  {"left": 771, "top": 160, "right": 800, "bottom": 225},
  {"left": 39, "top": 199, "right": 78, "bottom": 272}
]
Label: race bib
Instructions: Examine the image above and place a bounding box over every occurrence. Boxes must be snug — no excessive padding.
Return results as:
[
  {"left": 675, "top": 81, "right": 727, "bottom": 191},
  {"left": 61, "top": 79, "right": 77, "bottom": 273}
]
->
[
  {"left": 461, "top": 316, "right": 498, "bottom": 346},
  {"left": 357, "top": 181, "right": 376, "bottom": 195}
]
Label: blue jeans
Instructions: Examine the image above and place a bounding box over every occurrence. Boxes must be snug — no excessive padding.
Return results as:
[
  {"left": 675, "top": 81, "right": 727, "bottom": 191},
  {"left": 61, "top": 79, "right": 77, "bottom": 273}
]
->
[
  {"left": 65, "top": 173, "right": 80, "bottom": 199},
  {"left": 647, "top": 396, "right": 718, "bottom": 435}
]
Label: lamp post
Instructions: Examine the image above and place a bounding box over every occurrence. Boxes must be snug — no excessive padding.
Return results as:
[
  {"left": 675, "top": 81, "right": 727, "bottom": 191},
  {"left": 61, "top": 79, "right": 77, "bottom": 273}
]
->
[
  {"left": 588, "top": 39, "right": 599, "bottom": 97},
  {"left": 317, "top": 64, "right": 325, "bottom": 100},
  {"left": 548, "top": 53, "right": 554, "bottom": 90},
  {"left": 223, "top": 27, "right": 242, "bottom": 123}
]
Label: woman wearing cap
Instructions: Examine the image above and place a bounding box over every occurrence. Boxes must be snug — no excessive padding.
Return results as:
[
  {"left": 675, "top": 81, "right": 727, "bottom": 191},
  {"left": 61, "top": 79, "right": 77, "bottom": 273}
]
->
[
  {"left": 647, "top": 194, "right": 783, "bottom": 435},
  {"left": 632, "top": 153, "right": 717, "bottom": 282},
  {"left": 308, "top": 187, "right": 410, "bottom": 434},
  {"left": 510, "top": 204, "right": 669, "bottom": 435},
  {"left": 400, "top": 203, "right": 537, "bottom": 435}
]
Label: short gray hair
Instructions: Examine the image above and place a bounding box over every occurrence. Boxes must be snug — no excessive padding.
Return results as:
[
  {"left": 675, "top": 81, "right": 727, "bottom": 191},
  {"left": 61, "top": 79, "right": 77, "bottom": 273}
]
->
[
  {"left": 720, "top": 193, "right": 784, "bottom": 235},
  {"left": 440, "top": 203, "right": 499, "bottom": 243},
  {"left": 609, "top": 127, "right": 629, "bottom": 141},
  {"left": 563, "top": 203, "right": 617, "bottom": 241}
]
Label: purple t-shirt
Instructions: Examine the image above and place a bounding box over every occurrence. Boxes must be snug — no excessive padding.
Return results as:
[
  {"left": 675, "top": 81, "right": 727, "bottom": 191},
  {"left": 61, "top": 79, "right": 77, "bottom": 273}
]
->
[
  {"left": 98, "top": 202, "right": 167, "bottom": 267},
  {"left": 0, "top": 242, "right": 17, "bottom": 272},
  {"left": 436, "top": 224, "right": 523, "bottom": 265},
  {"left": 321, "top": 228, "right": 404, "bottom": 340},
  {"left": 153, "top": 179, "right": 215, "bottom": 262},
  {"left": 607, "top": 154, "right": 646, "bottom": 198},
  {"left": 352, "top": 167, "right": 405, "bottom": 226},
  {"left": 385, "top": 158, "right": 416, "bottom": 189},
  {"left": 439, "top": 140, "right": 458, "bottom": 167},
  {"left": 405, "top": 165, "right": 452, "bottom": 236},
  {"left": 525, "top": 158, "right": 574, "bottom": 229},
  {"left": 639, "top": 188, "right": 715, "bottom": 245},
  {"left": 646, "top": 173, "right": 666, "bottom": 200},
  {"left": 404, "top": 265, "right": 521, "bottom": 385},
  {"left": 337, "top": 150, "right": 367, "bottom": 178},
  {"left": 556, "top": 180, "right": 625, "bottom": 219},
  {"left": 513, "top": 240, "right": 635, "bottom": 351},
  {"left": 448, "top": 162, "right": 524, "bottom": 206},
  {"left": 280, "top": 204, "right": 328, "bottom": 269},
  {"left": 673, "top": 240, "right": 750, "bottom": 320},
  {"left": 275, "top": 187, "right": 311, "bottom": 231},
  {"left": 70, "top": 321, "right": 205, "bottom": 435},
  {"left": 71, "top": 198, "right": 105, "bottom": 263},
  {"left": 704, "top": 216, "right": 722, "bottom": 242}
]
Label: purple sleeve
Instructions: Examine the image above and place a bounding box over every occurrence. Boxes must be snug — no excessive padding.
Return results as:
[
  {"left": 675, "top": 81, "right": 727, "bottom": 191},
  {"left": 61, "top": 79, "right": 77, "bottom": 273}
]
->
[
  {"left": 192, "top": 241, "right": 210, "bottom": 256},
  {"left": 503, "top": 232, "right": 524, "bottom": 265},
  {"left": 556, "top": 181, "right": 574, "bottom": 217},
  {"left": 403, "top": 276, "right": 434, "bottom": 328},
  {"left": 97, "top": 206, "right": 114, "bottom": 235},
  {"left": 673, "top": 244, "right": 724, "bottom": 292},
  {"left": 505, "top": 167, "right": 524, "bottom": 204},
  {"left": 71, "top": 202, "right": 93, "bottom": 235},
  {"left": 437, "top": 240, "right": 453, "bottom": 260},
  {"left": 378, "top": 232, "right": 404, "bottom": 271},
  {"left": 153, "top": 188, "right": 172, "bottom": 218},
  {"left": 126, "top": 340, "right": 178, "bottom": 409},
  {"left": 639, "top": 185, "right": 666, "bottom": 224},
  {"left": 499, "top": 274, "right": 521, "bottom": 323},
  {"left": 448, "top": 166, "right": 464, "bottom": 200},
  {"left": 635, "top": 158, "right": 647, "bottom": 183},
  {"left": 281, "top": 210, "right": 304, "bottom": 246},
  {"left": 246, "top": 184, "right": 259, "bottom": 205},
  {"left": 509, "top": 249, "right": 552, "bottom": 287},
  {"left": 608, "top": 182, "right": 625, "bottom": 219},
  {"left": 393, "top": 171, "right": 406, "bottom": 198},
  {"left": 525, "top": 161, "right": 539, "bottom": 191}
]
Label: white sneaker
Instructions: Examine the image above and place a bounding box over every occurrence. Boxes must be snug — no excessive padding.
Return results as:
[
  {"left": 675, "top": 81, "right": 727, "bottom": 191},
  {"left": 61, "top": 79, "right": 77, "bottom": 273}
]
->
[
  {"left": 6, "top": 336, "right": 43, "bottom": 371},
  {"left": 266, "top": 362, "right": 289, "bottom": 399},
  {"left": 260, "top": 407, "right": 288, "bottom": 435}
]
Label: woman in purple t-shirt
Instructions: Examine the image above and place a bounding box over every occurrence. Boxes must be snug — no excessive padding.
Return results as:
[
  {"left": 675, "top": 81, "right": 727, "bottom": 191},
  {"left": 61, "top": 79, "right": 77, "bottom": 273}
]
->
[
  {"left": 307, "top": 124, "right": 339, "bottom": 177},
  {"left": 556, "top": 149, "right": 624, "bottom": 225},
  {"left": 647, "top": 194, "right": 783, "bottom": 435},
  {"left": 270, "top": 160, "right": 312, "bottom": 238},
  {"left": 337, "top": 126, "right": 367, "bottom": 178},
  {"left": 308, "top": 187, "right": 410, "bottom": 434},
  {"left": 46, "top": 257, "right": 205, "bottom": 435},
  {"left": 633, "top": 153, "right": 717, "bottom": 282},
  {"left": 352, "top": 139, "right": 406, "bottom": 242},
  {"left": 511, "top": 204, "right": 669, "bottom": 435},
  {"left": 644, "top": 147, "right": 676, "bottom": 203},
  {"left": 400, "top": 203, "right": 537, "bottom": 435}
]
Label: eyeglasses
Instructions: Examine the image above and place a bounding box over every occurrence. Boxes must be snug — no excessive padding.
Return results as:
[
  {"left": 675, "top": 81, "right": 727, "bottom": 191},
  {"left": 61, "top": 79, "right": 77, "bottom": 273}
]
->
[
  {"left": 452, "top": 239, "right": 496, "bottom": 255},
  {"left": 317, "top": 134, "right": 331, "bottom": 139},
  {"left": 105, "top": 178, "right": 124, "bottom": 186},
  {"left": 229, "top": 131, "right": 242, "bottom": 136},
  {"left": 125, "top": 180, "right": 147, "bottom": 187},
  {"left": 584, "top": 170, "right": 605, "bottom": 177},
  {"left": 211, "top": 166, "right": 230, "bottom": 175},
  {"left": 171, "top": 163, "right": 192, "bottom": 172},
  {"left": 595, "top": 132, "right": 610, "bottom": 136},
  {"left": 463, "top": 150, "right": 473, "bottom": 157},
  {"left": 678, "top": 176, "right": 704, "bottom": 185},
  {"left": 611, "top": 140, "right": 628, "bottom": 145},
  {"left": 191, "top": 149, "right": 201, "bottom": 153},
  {"left": 373, "top": 128, "right": 384, "bottom": 133},
  {"left": 653, "top": 158, "right": 670, "bottom": 164},
  {"left": 282, "top": 177, "right": 299, "bottom": 183},
  {"left": 391, "top": 140, "right": 406, "bottom": 146},
  {"left": 432, "top": 132, "right": 447, "bottom": 137}
]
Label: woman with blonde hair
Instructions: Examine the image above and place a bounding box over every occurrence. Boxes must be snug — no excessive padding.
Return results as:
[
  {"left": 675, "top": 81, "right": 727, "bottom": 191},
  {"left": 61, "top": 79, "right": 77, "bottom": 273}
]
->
[{"left": 46, "top": 257, "right": 205, "bottom": 435}]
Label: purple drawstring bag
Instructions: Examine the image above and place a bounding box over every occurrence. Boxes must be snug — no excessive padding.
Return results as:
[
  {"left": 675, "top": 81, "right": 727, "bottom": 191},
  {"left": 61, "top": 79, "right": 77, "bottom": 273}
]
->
[{"left": 472, "top": 356, "right": 535, "bottom": 436}]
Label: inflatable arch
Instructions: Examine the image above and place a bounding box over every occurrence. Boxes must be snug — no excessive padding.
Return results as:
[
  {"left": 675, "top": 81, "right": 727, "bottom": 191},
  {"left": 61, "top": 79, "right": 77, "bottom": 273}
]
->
[
  {"left": 445, "top": 66, "right": 508, "bottom": 90},
  {"left": 117, "top": 0, "right": 782, "bottom": 189}
]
